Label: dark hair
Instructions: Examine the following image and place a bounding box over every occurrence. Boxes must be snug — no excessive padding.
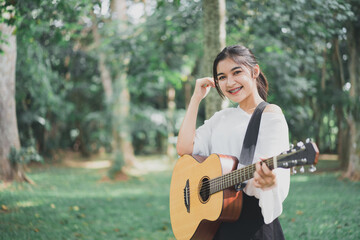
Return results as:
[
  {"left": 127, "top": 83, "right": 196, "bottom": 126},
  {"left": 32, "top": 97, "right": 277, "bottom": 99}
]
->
[{"left": 212, "top": 45, "right": 268, "bottom": 101}]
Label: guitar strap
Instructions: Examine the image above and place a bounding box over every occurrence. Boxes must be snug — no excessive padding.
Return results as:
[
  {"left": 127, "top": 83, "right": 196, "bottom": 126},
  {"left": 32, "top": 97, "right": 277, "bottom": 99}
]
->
[{"left": 236, "top": 101, "right": 269, "bottom": 190}]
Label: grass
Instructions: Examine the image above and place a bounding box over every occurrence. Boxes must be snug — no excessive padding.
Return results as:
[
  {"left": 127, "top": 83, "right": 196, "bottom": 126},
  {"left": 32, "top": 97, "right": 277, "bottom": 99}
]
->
[
  {"left": 0, "top": 165, "right": 174, "bottom": 240},
  {"left": 0, "top": 159, "right": 359, "bottom": 240}
]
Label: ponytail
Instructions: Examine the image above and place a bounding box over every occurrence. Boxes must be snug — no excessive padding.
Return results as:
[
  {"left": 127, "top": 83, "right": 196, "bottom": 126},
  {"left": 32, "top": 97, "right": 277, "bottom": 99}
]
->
[{"left": 257, "top": 71, "right": 268, "bottom": 101}]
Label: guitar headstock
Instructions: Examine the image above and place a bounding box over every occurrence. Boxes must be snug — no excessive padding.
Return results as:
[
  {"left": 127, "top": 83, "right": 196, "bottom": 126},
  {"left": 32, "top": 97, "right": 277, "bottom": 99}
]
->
[{"left": 277, "top": 139, "right": 319, "bottom": 173}]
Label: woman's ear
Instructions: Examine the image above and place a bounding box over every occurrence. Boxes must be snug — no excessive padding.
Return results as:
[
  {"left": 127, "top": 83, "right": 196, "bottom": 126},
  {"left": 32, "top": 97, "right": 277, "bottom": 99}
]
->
[{"left": 253, "top": 64, "right": 260, "bottom": 79}]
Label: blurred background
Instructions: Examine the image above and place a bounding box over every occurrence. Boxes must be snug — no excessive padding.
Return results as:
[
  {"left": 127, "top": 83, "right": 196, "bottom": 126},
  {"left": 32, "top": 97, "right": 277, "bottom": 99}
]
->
[{"left": 0, "top": 0, "right": 359, "bottom": 239}]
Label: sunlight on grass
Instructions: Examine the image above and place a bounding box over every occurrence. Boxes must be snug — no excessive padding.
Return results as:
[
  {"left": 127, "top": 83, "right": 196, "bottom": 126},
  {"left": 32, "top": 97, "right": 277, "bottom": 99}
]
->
[
  {"left": 16, "top": 200, "right": 41, "bottom": 208},
  {"left": 291, "top": 175, "right": 310, "bottom": 182}
]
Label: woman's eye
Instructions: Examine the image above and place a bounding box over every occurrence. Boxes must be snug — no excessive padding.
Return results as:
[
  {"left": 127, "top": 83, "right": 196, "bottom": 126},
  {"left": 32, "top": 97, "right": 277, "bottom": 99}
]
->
[
  {"left": 234, "top": 70, "right": 242, "bottom": 75},
  {"left": 218, "top": 76, "right": 226, "bottom": 81}
]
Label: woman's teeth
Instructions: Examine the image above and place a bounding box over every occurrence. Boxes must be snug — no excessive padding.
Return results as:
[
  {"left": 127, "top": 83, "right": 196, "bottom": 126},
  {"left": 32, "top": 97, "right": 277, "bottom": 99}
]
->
[{"left": 229, "top": 86, "right": 243, "bottom": 93}]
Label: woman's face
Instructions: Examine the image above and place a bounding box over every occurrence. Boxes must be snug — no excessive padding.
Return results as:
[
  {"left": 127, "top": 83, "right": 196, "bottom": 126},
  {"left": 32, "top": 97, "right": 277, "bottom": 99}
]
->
[{"left": 216, "top": 57, "right": 259, "bottom": 104}]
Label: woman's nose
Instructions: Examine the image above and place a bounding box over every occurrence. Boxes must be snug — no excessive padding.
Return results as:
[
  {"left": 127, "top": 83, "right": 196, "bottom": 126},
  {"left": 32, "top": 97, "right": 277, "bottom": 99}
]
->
[{"left": 226, "top": 75, "right": 235, "bottom": 86}]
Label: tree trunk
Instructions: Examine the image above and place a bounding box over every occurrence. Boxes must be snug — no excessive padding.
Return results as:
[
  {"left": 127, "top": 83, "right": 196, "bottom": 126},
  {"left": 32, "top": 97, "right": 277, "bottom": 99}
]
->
[
  {"left": 336, "top": 107, "right": 349, "bottom": 170},
  {"left": 92, "top": 20, "right": 113, "bottom": 103},
  {"left": 202, "top": 0, "right": 226, "bottom": 119},
  {"left": 0, "top": 23, "right": 29, "bottom": 182},
  {"left": 331, "top": 37, "right": 349, "bottom": 168},
  {"left": 344, "top": 114, "right": 360, "bottom": 180},
  {"left": 343, "top": 18, "right": 360, "bottom": 181},
  {"left": 111, "top": 0, "right": 136, "bottom": 168},
  {"left": 167, "top": 87, "right": 176, "bottom": 160}
]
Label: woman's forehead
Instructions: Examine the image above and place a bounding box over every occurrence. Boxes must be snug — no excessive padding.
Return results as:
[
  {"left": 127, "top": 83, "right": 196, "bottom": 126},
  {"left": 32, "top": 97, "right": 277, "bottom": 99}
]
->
[{"left": 217, "top": 57, "right": 248, "bottom": 73}]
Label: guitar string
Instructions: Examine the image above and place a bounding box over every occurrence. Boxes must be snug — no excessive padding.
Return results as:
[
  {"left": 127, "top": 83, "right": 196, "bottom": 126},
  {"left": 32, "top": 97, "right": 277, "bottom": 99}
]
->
[
  {"left": 204, "top": 159, "right": 274, "bottom": 194},
  {"left": 192, "top": 158, "right": 275, "bottom": 197},
  {"left": 198, "top": 150, "right": 301, "bottom": 196},
  {"left": 179, "top": 159, "right": 263, "bottom": 202},
  {"left": 207, "top": 158, "right": 273, "bottom": 189},
  {"left": 196, "top": 152, "right": 290, "bottom": 195},
  {"left": 180, "top": 151, "right": 306, "bottom": 204},
  {"left": 187, "top": 164, "right": 270, "bottom": 202}
]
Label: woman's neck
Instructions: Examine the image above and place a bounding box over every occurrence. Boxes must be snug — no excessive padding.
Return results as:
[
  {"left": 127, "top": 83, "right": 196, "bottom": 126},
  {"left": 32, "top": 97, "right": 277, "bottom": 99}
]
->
[{"left": 238, "top": 94, "right": 264, "bottom": 114}]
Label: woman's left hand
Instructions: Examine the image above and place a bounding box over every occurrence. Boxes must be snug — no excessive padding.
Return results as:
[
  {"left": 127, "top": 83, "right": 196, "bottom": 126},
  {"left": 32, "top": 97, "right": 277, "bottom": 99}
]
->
[{"left": 253, "top": 161, "right": 276, "bottom": 190}]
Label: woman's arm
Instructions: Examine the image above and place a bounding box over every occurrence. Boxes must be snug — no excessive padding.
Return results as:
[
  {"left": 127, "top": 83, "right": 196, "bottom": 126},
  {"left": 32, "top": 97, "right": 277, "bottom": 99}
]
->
[
  {"left": 244, "top": 105, "right": 290, "bottom": 224},
  {"left": 176, "top": 77, "right": 215, "bottom": 156}
]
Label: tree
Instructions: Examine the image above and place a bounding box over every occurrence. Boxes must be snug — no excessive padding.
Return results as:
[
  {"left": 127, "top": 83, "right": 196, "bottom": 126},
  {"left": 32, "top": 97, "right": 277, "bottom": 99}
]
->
[
  {"left": 202, "top": 0, "right": 226, "bottom": 119},
  {"left": 0, "top": 22, "right": 28, "bottom": 182},
  {"left": 343, "top": 0, "right": 360, "bottom": 180},
  {"left": 93, "top": 0, "right": 136, "bottom": 174}
]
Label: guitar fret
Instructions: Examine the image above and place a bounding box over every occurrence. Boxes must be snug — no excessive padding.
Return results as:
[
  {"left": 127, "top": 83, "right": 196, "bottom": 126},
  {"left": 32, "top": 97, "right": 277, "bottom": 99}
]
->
[{"left": 210, "top": 158, "right": 278, "bottom": 195}]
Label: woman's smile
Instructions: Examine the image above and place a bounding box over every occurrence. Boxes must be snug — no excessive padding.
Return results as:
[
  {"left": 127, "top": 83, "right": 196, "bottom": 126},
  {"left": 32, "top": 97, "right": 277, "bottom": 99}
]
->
[{"left": 228, "top": 86, "right": 243, "bottom": 94}]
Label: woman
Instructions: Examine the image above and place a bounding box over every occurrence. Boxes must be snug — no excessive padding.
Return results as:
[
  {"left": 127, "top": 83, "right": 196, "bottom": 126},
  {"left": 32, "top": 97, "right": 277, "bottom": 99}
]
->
[{"left": 176, "top": 45, "right": 290, "bottom": 239}]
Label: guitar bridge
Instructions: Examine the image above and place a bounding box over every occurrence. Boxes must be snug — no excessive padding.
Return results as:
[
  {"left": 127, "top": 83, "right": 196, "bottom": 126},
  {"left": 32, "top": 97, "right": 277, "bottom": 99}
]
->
[{"left": 184, "top": 179, "right": 190, "bottom": 213}]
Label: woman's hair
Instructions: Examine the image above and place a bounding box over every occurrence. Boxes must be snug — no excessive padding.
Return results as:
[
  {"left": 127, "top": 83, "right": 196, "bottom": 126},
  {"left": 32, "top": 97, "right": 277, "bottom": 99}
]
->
[{"left": 212, "top": 45, "right": 268, "bottom": 101}]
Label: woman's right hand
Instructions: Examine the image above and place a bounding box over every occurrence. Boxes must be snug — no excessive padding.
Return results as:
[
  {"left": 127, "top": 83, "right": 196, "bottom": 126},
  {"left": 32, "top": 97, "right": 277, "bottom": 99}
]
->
[
  {"left": 177, "top": 77, "right": 215, "bottom": 156},
  {"left": 192, "top": 77, "right": 215, "bottom": 102}
]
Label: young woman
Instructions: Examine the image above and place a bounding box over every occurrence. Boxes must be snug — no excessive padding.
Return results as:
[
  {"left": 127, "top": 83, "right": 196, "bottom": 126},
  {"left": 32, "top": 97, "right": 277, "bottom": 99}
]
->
[{"left": 176, "top": 45, "right": 290, "bottom": 239}]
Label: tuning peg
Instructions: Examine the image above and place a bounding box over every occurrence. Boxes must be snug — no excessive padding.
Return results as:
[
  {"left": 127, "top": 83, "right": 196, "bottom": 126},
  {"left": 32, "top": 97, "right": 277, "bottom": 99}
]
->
[
  {"left": 299, "top": 166, "right": 305, "bottom": 173},
  {"left": 292, "top": 167, "right": 297, "bottom": 174},
  {"left": 289, "top": 143, "right": 294, "bottom": 149},
  {"left": 306, "top": 138, "right": 312, "bottom": 143},
  {"left": 309, "top": 164, "right": 317, "bottom": 173},
  {"left": 297, "top": 141, "right": 304, "bottom": 147}
]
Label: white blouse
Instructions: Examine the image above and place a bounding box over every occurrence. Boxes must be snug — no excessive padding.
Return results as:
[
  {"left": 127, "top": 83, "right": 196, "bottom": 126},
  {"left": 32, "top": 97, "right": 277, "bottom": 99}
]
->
[{"left": 193, "top": 106, "right": 290, "bottom": 224}]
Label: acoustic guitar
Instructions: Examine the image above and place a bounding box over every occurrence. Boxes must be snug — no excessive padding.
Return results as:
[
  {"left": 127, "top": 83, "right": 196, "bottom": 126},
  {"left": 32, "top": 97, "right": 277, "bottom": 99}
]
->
[{"left": 169, "top": 141, "right": 319, "bottom": 240}]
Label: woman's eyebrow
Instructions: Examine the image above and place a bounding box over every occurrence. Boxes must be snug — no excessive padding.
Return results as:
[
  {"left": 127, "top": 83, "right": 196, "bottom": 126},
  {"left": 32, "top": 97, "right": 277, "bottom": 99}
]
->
[
  {"left": 231, "top": 66, "right": 242, "bottom": 71},
  {"left": 217, "top": 66, "right": 242, "bottom": 77}
]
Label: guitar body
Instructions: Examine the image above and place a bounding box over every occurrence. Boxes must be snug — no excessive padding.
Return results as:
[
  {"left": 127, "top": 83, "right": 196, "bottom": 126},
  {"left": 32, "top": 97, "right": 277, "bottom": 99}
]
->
[{"left": 169, "top": 154, "right": 243, "bottom": 240}]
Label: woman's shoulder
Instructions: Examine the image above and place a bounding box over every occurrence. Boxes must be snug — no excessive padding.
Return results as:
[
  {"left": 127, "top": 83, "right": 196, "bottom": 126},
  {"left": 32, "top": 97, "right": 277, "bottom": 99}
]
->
[
  {"left": 206, "top": 107, "right": 241, "bottom": 123},
  {"left": 263, "top": 103, "right": 283, "bottom": 114},
  {"left": 213, "top": 107, "right": 239, "bottom": 116}
]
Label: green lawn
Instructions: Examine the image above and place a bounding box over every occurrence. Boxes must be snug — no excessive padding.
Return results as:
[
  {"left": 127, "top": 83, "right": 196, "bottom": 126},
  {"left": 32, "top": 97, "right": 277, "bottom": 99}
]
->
[{"left": 0, "top": 159, "right": 359, "bottom": 240}]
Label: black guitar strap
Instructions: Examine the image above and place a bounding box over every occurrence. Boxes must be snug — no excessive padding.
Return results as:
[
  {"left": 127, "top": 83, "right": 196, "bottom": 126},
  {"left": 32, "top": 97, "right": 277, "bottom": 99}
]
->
[{"left": 236, "top": 101, "right": 268, "bottom": 190}]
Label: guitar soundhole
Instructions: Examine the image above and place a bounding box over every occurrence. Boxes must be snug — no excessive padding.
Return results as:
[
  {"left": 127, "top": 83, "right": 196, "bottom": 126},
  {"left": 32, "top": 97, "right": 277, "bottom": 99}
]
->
[{"left": 198, "top": 177, "right": 210, "bottom": 203}]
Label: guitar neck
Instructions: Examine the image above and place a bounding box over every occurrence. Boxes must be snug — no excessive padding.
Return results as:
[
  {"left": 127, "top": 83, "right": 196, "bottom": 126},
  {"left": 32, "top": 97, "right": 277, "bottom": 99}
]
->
[
  {"left": 209, "top": 157, "right": 276, "bottom": 195},
  {"left": 206, "top": 141, "right": 316, "bottom": 195}
]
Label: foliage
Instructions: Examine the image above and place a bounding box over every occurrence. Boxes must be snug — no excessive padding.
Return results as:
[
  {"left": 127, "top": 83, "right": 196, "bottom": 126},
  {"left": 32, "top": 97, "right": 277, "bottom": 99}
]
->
[
  {"left": 13, "top": 0, "right": 110, "bottom": 157},
  {"left": 8, "top": 145, "right": 44, "bottom": 165},
  {"left": 5, "top": 0, "right": 359, "bottom": 161},
  {"left": 226, "top": 0, "right": 355, "bottom": 152},
  {"left": 0, "top": 1, "right": 17, "bottom": 53}
]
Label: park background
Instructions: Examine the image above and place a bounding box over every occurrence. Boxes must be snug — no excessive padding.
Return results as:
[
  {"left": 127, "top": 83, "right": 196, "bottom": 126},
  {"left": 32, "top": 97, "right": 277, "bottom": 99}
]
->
[{"left": 0, "top": 0, "right": 359, "bottom": 239}]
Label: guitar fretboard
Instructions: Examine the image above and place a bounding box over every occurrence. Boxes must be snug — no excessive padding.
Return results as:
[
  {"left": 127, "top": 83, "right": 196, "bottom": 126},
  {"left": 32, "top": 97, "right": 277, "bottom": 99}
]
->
[{"left": 209, "top": 158, "right": 275, "bottom": 195}]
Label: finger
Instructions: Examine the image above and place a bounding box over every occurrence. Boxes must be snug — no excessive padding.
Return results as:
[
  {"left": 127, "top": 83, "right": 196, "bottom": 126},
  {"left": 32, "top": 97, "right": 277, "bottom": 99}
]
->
[
  {"left": 208, "top": 78, "right": 215, "bottom": 87},
  {"left": 252, "top": 178, "right": 261, "bottom": 188},
  {"left": 202, "top": 79, "right": 215, "bottom": 88},
  {"left": 261, "top": 162, "right": 272, "bottom": 175},
  {"left": 253, "top": 171, "right": 265, "bottom": 186},
  {"left": 256, "top": 162, "right": 265, "bottom": 178}
]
